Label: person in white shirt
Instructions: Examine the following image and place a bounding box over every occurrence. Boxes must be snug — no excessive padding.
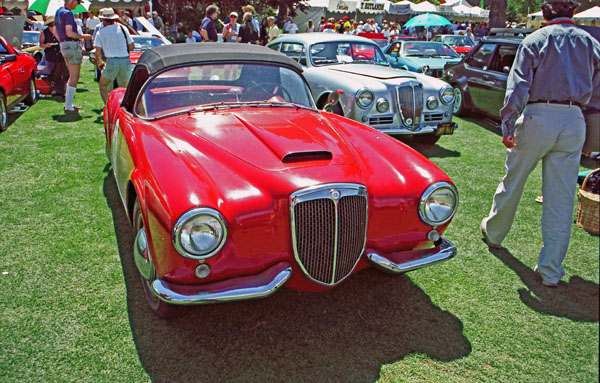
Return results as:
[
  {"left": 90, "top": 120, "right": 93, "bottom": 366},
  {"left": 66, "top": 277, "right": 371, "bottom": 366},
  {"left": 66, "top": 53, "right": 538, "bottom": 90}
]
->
[
  {"left": 222, "top": 12, "right": 240, "bottom": 42},
  {"left": 267, "top": 16, "right": 279, "bottom": 42},
  {"left": 285, "top": 17, "right": 298, "bottom": 34},
  {"left": 93, "top": 8, "right": 134, "bottom": 104},
  {"left": 85, "top": 11, "right": 100, "bottom": 33},
  {"left": 185, "top": 30, "right": 196, "bottom": 43}
]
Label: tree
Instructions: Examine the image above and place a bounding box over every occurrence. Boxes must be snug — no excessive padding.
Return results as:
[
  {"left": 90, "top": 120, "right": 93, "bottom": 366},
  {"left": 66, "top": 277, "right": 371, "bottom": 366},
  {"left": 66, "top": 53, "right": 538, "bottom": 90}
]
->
[{"left": 489, "top": 0, "right": 507, "bottom": 28}]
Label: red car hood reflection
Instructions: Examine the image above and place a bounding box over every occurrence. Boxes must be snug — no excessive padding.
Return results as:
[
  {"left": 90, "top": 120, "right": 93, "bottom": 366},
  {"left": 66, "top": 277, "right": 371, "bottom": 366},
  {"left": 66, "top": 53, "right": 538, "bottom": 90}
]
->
[
  {"left": 129, "top": 51, "right": 142, "bottom": 64},
  {"left": 164, "top": 108, "right": 357, "bottom": 171}
]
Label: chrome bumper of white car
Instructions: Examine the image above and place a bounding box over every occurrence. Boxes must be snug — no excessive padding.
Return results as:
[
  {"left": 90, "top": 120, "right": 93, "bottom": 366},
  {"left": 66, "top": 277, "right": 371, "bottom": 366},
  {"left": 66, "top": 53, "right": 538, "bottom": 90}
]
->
[
  {"left": 367, "top": 237, "right": 456, "bottom": 273},
  {"left": 150, "top": 261, "right": 292, "bottom": 305},
  {"left": 373, "top": 122, "right": 458, "bottom": 135}
]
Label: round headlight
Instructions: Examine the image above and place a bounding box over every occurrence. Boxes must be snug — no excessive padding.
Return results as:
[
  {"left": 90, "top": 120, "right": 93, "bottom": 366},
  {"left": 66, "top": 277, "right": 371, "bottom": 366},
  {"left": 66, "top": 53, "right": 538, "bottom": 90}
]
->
[
  {"left": 355, "top": 89, "right": 374, "bottom": 109},
  {"left": 376, "top": 98, "right": 389, "bottom": 113},
  {"left": 173, "top": 208, "right": 227, "bottom": 259},
  {"left": 419, "top": 182, "right": 458, "bottom": 226},
  {"left": 439, "top": 86, "right": 455, "bottom": 105},
  {"left": 426, "top": 96, "right": 439, "bottom": 110}
]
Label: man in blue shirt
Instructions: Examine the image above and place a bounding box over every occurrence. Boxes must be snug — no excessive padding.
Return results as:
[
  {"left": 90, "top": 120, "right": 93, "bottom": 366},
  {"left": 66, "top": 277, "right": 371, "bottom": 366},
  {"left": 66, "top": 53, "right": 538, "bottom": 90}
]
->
[
  {"left": 200, "top": 5, "right": 219, "bottom": 42},
  {"left": 55, "top": 0, "right": 91, "bottom": 113},
  {"left": 481, "top": 0, "right": 600, "bottom": 287}
]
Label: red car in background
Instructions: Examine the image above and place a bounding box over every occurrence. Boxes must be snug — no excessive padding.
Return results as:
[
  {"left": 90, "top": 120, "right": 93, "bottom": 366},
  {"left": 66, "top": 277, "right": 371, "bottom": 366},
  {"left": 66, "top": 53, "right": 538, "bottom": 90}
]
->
[
  {"left": 0, "top": 36, "right": 37, "bottom": 132},
  {"left": 430, "top": 35, "right": 475, "bottom": 56}
]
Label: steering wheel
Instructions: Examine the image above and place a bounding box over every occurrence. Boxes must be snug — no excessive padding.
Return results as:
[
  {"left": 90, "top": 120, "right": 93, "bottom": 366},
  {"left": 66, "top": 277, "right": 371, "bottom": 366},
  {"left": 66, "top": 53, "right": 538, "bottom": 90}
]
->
[
  {"left": 243, "top": 81, "right": 292, "bottom": 102},
  {"left": 353, "top": 54, "right": 370, "bottom": 61}
]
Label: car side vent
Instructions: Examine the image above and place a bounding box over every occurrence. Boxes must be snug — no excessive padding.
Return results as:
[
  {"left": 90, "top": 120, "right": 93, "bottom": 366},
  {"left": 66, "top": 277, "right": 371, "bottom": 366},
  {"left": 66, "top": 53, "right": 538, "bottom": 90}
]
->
[{"left": 282, "top": 151, "right": 333, "bottom": 163}]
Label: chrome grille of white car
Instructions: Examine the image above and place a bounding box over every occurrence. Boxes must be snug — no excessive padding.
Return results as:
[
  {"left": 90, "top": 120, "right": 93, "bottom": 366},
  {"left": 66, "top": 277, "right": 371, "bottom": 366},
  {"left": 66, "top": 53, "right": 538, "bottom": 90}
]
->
[
  {"left": 396, "top": 82, "right": 424, "bottom": 131},
  {"left": 290, "top": 184, "right": 368, "bottom": 286}
]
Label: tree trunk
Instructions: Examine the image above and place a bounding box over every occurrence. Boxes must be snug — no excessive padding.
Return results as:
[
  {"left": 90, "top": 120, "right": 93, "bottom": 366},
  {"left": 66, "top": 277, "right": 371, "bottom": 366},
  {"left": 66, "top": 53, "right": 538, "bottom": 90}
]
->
[
  {"left": 489, "top": 0, "right": 507, "bottom": 28},
  {"left": 277, "top": 3, "right": 288, "bottom": 27}
]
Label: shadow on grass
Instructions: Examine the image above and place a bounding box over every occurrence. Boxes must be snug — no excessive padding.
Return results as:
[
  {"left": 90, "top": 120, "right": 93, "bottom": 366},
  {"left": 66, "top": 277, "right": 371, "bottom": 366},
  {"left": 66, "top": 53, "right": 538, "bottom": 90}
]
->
[
  {"left": 1, "top": 112, "right": 24, "bottom": 133},
  {"left": 52, "top": 113, "right": 83, "bottom": 123},
  {"left": 486, "top": 246, "right": 599, "bottom": 322},
  {"left": 461, "top": 115, "right": 501, "bottom": 136},
  {"left": 411, "top": 142, "right": 461, "bottom": 158},
  {"left": 102, "top": 173, "right": 472, "bottom": 383}
]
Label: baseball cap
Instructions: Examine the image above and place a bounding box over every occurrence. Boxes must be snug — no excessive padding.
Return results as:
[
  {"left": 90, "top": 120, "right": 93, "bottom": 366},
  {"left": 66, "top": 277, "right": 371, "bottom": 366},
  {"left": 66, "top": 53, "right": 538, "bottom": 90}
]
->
[{"left": 230, "top": 12, "right": 238, "bottom": 17}]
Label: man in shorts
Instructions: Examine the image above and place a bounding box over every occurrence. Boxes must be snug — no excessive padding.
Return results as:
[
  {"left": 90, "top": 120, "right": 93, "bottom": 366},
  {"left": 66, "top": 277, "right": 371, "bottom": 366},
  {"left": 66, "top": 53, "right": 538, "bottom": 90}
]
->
[
  {"left": 55, "top": 0, "right": 92, "bottom": 114},
  {"left": 93, "top": 8, "right": 134, "bottom": 104}
]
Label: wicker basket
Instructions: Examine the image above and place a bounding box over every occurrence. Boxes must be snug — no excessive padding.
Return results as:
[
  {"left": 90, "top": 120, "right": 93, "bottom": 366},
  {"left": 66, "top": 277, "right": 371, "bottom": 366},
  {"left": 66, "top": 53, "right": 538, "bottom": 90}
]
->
[{"left": 576, "top": 168, "right": 600, "bottom": 236}]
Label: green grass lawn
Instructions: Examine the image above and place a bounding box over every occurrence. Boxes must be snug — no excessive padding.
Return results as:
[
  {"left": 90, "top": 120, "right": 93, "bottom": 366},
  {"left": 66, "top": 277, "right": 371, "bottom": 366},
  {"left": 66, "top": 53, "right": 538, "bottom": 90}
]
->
[{"left": 0, "top": 61, "right": 598, "bottom": 383}]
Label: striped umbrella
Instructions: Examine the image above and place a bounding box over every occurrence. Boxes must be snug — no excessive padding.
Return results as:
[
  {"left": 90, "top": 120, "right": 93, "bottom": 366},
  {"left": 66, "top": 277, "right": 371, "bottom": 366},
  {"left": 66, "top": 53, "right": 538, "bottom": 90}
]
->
[{"left": 28, "top": 0, "right": 91, "bottom": 17}]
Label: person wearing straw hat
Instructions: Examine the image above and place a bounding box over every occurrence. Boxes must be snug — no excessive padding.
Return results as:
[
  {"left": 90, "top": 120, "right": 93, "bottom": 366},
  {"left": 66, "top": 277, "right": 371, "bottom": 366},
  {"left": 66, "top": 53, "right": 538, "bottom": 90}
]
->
[
  {"left": 481, "top": 0, "right": 600, "bottom": 287},
  {"left": 55, "top": 0, "right": 92, "bottom": 114},
  {"left": 93, "top": 7, "right": 134, "bottom": 104},
  {"left": 39, "top": 16, "right": 68, "bottom": 96}
]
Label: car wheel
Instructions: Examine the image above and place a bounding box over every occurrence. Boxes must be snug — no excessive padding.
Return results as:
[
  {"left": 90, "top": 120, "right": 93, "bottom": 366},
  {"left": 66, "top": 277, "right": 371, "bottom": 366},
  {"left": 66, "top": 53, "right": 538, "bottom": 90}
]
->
[
  {"left": 0, "top": 93, "right": 7, "bottom": 132},
  {"left": 24, "top": 76, "right": 38, "bottom": 106},
  {"left": 412, "top": 133, "right": 440, "bottom": 145},
  {"left": 133, "top": 199, "right": 176, "bottom": 319},
  {"left": 452, "top": 85, "right": 469, "bottom": 116}
]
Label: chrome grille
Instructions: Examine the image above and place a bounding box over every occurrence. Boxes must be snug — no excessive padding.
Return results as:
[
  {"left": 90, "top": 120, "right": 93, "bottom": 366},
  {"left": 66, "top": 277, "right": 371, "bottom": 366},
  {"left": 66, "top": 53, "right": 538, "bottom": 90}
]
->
[
  {"left": 369, "top": 115, "right": 394, "bottom": 126},
  {"left": 396, "top": 82, "right": 424, "bottom": 130},
  {"left": 290, "top": 184, "right": 368, "bottom": 286},
  {"left": 423, "top": 112, "right": 445, "bottom": 122}
]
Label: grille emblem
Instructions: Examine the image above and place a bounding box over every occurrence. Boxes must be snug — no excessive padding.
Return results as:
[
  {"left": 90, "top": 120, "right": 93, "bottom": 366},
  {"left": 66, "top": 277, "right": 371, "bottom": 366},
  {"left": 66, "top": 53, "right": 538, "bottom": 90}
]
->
[{"left": 330, "top": 189, "right": 341, "bottom": 201}]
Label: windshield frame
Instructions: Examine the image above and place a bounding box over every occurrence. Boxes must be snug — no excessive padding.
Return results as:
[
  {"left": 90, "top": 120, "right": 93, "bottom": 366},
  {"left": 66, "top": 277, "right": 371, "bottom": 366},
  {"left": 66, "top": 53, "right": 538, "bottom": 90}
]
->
[
  {"left": 133, "top": 61, "right": 317, "bottom": 120},
  {"left": 309, "top": 40, "right": 390, "bottom": 67},
  {"left": 401, "top": 42, "right": 461, "bottom": 58}
]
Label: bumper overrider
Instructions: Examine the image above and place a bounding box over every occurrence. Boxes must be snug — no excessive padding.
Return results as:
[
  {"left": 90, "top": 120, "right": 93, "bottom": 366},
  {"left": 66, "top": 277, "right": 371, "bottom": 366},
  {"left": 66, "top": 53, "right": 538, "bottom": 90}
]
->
[{"left": 139, "top": 237, "right": 456, "bottom": 305}]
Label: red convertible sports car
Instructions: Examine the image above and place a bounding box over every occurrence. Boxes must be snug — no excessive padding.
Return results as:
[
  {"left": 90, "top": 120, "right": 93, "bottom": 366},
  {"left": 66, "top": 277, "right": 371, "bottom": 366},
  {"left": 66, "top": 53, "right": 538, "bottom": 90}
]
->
[
  {"left": 0, "top": 36, "right": 37, "bottom": 132},
  {"left": 104, "top": 44, "right": 458, "bottom": 318}
]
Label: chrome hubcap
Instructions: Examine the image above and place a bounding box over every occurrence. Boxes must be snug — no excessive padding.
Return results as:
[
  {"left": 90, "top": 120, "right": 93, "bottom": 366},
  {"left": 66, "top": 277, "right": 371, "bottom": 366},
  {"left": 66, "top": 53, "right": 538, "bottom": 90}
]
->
[
  {"left": 1, "top": 99, "right": 6, "bottom": 127},
  {"left": 453, "top": 87, "right": 461, "bottom": 114}
]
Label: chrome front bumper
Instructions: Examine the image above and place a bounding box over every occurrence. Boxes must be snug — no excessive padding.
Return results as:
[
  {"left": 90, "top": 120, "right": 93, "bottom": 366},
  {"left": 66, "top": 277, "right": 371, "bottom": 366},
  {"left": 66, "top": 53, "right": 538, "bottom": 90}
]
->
[
  {"left": 376, "top": 122, "right": 458, "bottom": 135},
  {"left": 367, "top": 237, "right": 456, "bottom": 273},
  {"left": 150, "top": 261, "right": 292, "bottom": 305}
]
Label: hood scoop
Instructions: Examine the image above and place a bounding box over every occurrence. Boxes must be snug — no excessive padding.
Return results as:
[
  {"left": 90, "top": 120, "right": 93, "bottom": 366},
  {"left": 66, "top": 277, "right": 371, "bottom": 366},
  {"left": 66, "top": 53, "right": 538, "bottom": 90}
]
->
[{"left": 282, "top": 151, "right": 332, "bottom": 163}]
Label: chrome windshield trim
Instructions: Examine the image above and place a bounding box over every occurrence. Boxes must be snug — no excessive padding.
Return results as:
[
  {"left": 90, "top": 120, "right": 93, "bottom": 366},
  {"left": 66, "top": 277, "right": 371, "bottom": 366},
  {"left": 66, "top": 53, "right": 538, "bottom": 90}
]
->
[
  {"left": 150, "top": 261, "right": 292, "bottom": 305},
  {"left": 367, "top": 237, "right": 456, "bottom": 273}
]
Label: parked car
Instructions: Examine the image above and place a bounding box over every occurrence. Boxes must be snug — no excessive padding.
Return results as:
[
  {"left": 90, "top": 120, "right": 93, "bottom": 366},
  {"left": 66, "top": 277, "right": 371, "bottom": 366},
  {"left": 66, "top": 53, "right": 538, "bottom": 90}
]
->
[
  {"left": 267, "top": 33, "right": 457, "bottom": 145},
  {"left": 383, "top": 40, "right": 462, "bottom": 78},
  {"left": 21, "top": 31, "right": 44, "bottom": 63},
  {"left": 430, "top": 35, "right": 475, "bottom": 56},
  {"left": 0, "top": 36, "right": 37, "bottom": 132},
  {"left": 443, "top": 29, "right": 531, "bottom": 118},
  {"left": 104, "top": 43, "right": 458, "bottom": 318}
]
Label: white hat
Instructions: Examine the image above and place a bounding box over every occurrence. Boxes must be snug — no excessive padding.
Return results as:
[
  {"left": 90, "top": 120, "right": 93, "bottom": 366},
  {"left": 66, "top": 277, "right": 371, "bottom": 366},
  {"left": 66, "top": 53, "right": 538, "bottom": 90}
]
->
[{"left": 99, "top": 8, "right": 119, "bottom": 20}]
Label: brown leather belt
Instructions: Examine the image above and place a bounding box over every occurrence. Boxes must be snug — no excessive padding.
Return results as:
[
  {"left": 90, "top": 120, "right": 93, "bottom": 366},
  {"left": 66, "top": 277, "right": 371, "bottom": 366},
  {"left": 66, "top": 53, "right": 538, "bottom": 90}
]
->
[{"left": 527, "top": 100, "right": 583, "bottom": 108}]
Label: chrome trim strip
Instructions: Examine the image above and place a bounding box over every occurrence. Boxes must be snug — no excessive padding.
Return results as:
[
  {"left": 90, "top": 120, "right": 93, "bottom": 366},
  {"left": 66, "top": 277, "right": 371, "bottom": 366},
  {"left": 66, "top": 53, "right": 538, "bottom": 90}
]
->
[
  {"left": 367, "top": 238, "right": 456, "bottom": 273},
  {"left": 290, "top": 183, "right": 368, "bottom": 287},
  {"left": 150, "top": 262, "right": 292, "bottom": 305}
]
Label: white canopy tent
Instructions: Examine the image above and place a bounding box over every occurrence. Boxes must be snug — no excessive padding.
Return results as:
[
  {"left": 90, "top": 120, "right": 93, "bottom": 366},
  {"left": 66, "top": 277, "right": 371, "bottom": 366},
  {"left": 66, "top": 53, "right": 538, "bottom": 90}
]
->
[
  {"left": 411, "top": 1, "right": 436, "bottom": 14},
  {"left": 526, "top": 10, "right": 544, "bottom": 28},
  {"left": 385, "top": 0, "right": 412, "bottom": 16},
  {"left": 357, "top": 0, "right": 386, "bottom": 15},
  {"left": 574, "top": 6, "right": 600, "bottom": 25}
]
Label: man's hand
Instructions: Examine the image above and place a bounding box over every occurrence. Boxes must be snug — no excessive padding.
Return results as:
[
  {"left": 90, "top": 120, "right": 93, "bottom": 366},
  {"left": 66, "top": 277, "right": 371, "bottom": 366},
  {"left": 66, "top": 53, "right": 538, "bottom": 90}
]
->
[
  {"left": 81, "top": 33, "right": 92, "bottom": 40},
  {"left": 502, "top": 135, "right": 515, "bottom": 149},
  {"left": 98, "top": 62, "right": 105, "bottom": 71}
]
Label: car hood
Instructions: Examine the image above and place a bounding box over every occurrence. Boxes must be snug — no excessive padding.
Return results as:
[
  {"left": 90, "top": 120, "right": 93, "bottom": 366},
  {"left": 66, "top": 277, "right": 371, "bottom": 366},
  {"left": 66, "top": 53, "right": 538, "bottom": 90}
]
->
[
  {"left": 170, "top": 108, "right": 356, "bottom": 171},
  {"left": 325, "top": 64, "right": 416, "bottom": 80}
]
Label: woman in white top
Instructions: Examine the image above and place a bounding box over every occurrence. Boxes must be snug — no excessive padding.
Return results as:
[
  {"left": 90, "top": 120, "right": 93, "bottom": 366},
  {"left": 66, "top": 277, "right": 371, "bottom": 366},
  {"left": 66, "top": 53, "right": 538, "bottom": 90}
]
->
[{"left": 306, "top": 20, "right": 315, "bottom": 33}]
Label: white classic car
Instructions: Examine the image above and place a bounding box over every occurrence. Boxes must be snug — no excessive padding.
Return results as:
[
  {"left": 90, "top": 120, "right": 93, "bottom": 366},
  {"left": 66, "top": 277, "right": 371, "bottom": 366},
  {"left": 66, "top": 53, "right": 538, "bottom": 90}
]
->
[{"left": 268, "top": 33, "right": 457, "bottom": 145}]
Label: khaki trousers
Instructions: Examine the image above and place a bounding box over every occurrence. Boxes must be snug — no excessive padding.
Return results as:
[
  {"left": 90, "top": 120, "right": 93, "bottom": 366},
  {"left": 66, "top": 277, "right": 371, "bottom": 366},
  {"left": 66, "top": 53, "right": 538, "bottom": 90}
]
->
[{"left": 483, "top": 103, "right": 586, "bottom": 284}]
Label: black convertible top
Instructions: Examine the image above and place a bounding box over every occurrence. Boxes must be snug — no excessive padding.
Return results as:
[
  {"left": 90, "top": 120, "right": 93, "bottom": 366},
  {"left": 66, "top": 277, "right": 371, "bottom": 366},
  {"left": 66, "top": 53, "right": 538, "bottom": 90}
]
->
[{"left": 137, "top": 43, "right": 303, "bottom": 74}]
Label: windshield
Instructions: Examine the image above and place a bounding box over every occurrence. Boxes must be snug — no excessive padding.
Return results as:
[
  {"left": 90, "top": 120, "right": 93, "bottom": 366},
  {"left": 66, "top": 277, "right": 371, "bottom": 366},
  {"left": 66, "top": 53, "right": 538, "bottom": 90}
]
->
[
  {"left": 310, "top": 41, "right": 389, "bottom": 66},
  {"left": 132, "top": 36, "right": 164, "bottom": 51},
  {"left": 444, "top": 36, "right": 474, "bottom": 47},
  {"left": 402, "top": 42, "right": 460, "bottom": 58},
  {"left": 136, "top": 63, "right": 315, "bottom": 118},
  {"left": 22, "top": 32, "right": 40, "bottom": 44}
]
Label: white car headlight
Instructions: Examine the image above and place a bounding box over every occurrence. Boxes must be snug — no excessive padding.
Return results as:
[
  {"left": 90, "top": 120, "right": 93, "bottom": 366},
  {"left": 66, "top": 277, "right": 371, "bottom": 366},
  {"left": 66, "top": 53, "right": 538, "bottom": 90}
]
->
[
  {"left": 173, "top": 207, "right": 227, "bottom": 259},
  {"left": 376, "top": 98, "right": 389, "bottom": 113},
  {"left": 439, "top": 86, "right": 455, "bottom": 105},
  {"left": 355, "top": 89, "right": 374, "bottom": 109},
  {"left": 419, "top": 182, "right": 458, "bottom": 226},
  {"left": 426, "top": 96, "right": 439, "bottom": 110}
]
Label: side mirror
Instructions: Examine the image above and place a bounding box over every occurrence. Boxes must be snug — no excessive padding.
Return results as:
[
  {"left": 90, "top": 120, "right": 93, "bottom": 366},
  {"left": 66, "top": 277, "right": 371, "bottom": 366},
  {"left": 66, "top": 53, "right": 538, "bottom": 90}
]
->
[
  {"left": 421, "top": 65, "right": 429, "bottom": 74},
  {"left": 503, "top": 66, "right": 511, "bottom": 74},
  {"left": 323, "top": 91, "right": 340, "bottom": 112}
]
